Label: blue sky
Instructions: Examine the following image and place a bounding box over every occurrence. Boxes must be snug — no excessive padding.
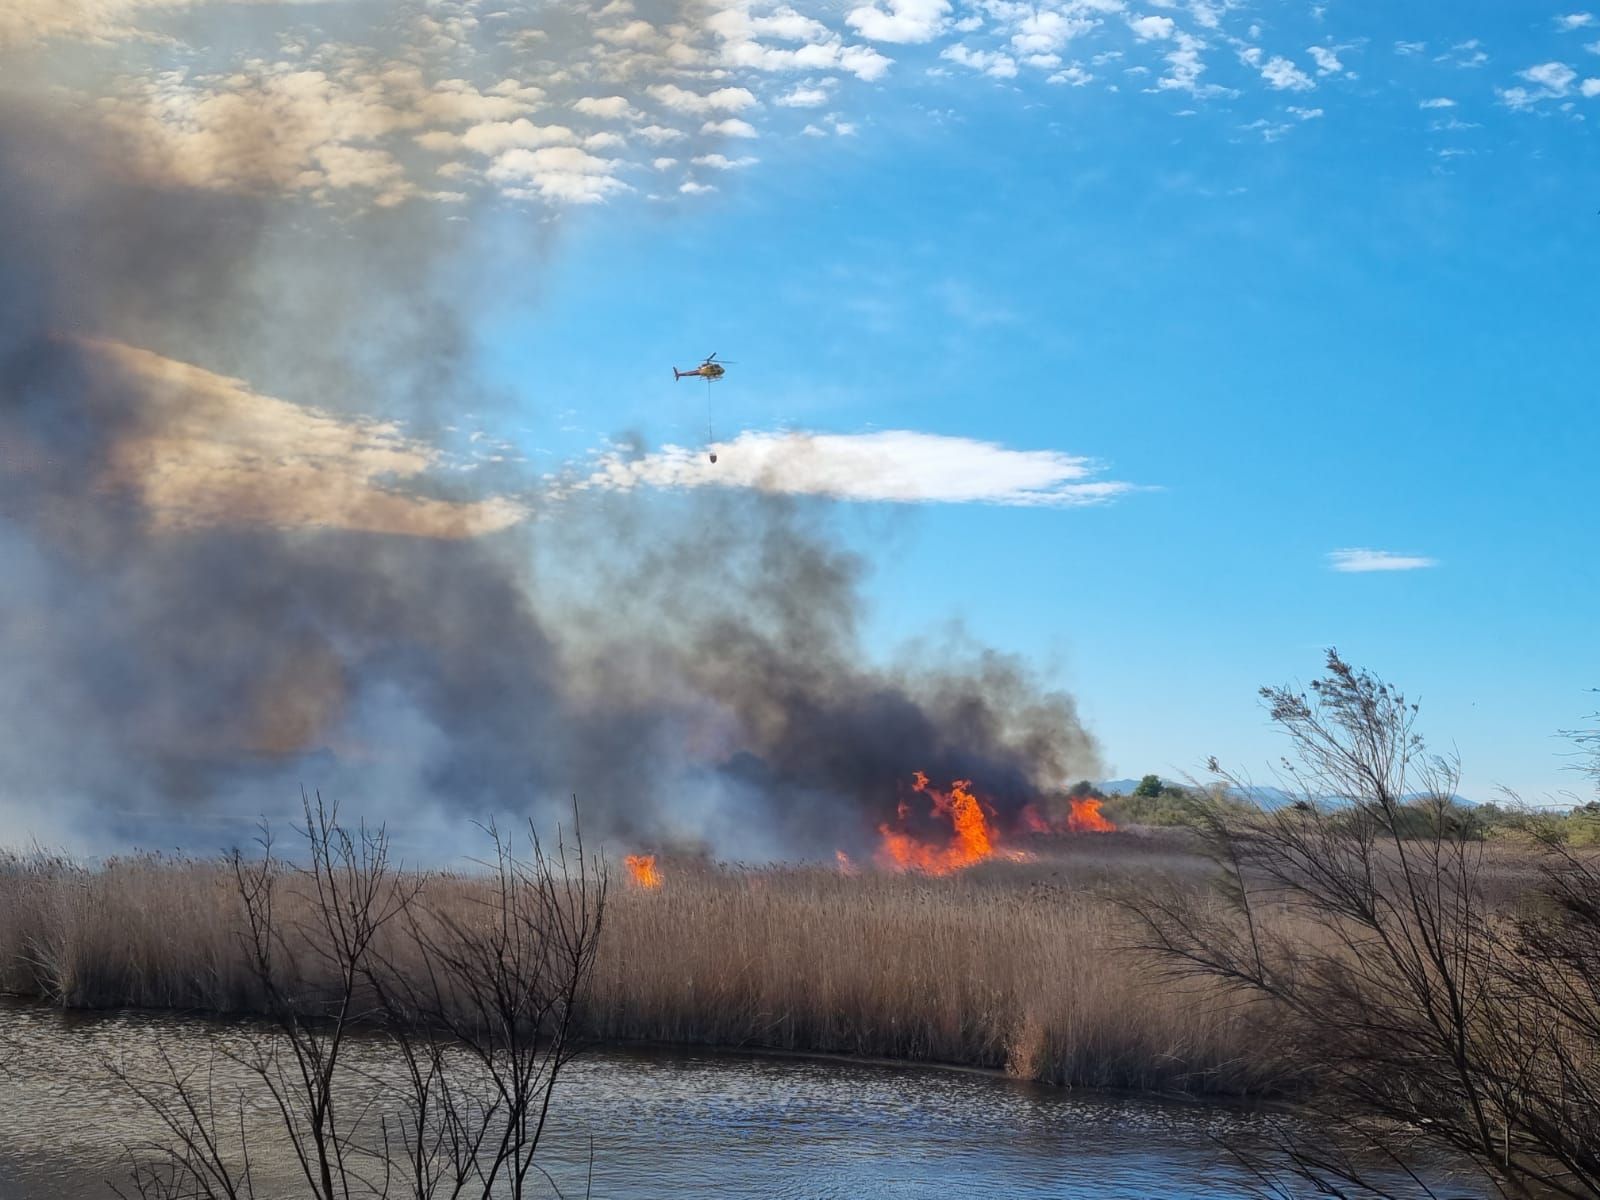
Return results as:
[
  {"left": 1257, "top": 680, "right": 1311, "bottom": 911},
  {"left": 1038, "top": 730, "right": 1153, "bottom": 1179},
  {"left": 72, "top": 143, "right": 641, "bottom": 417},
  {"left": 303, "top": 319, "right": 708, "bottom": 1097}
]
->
[
  {"left": 9, "top": 0, "right": 1600, "bottom": 806},
  {"left": 463, "top": 5, "right": 1600, "bottom": 801}
]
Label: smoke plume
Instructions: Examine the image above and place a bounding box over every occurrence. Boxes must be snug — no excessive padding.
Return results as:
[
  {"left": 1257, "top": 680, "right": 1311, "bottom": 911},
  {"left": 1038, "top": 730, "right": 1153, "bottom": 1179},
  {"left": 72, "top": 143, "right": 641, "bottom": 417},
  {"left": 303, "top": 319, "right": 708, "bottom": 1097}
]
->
[{"left": 0, "top": 90, "right": 1100, "bottom": 862}]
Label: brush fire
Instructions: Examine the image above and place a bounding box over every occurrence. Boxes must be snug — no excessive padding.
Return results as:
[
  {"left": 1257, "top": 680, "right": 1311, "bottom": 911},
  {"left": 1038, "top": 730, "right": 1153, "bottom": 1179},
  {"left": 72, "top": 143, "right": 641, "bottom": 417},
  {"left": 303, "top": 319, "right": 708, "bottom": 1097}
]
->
[
  {"left": 624, "top": 854, "right": 663, "bottom": 889},
  {"left": 626, "top": 776, "right": 1113, "bottom": 885},
  {"left": 875, "top": 771, "right": 1114, "bottom": 875}
]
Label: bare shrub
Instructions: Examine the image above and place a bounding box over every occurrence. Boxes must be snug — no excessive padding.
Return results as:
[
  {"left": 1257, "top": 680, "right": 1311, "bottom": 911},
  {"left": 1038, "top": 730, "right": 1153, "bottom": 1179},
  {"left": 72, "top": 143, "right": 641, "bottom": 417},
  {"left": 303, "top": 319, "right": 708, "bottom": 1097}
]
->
[
  {"left": 104, "top": 796, "right": 606, "bottom": 1200},
  {"left": 1128, "top": 651, "right": 1600, "bottom": 1199}
]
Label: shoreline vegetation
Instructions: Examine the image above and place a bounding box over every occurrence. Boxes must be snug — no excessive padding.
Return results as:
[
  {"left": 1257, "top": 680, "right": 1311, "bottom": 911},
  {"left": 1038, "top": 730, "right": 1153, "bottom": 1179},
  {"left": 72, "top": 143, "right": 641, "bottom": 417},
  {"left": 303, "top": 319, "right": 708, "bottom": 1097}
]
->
[
  {"left": 0, "top": 829, "right": 1288, "bottom": 1097},
  {"left": 0, "top": 806, "right": 1586, "bottom": 1101},
  {"left": 5, "top": 654, "right": 1600, "bottom": 1198}
]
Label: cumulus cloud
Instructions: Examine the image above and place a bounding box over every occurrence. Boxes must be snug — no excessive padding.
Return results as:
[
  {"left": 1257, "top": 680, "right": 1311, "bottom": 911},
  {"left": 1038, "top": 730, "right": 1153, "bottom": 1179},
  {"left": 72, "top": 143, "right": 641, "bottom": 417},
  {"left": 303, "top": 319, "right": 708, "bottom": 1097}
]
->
[
  {"left": 845, "top": 0, "right": 949, "bottom": 44},
  {"left": 691, "top": 152, "right": 759, "bottom": 168},
  {"left": 1011, "top": 10, "right": 1094, "bottom": 54},
  {"left": 460, "top": 120, "right": 577, "bottom": 155},
  {"left": 707, "top": 3, "right": 894, "bottom": 80},
  {"left": 1129, "top": 15, "right": 1175, "bottom": 41},
  {"left": 1156, "top": 31, "right": 1215, "bottom": 94},
  {"left": 0, "top": 0, "right": 325, "bottom": 46},
  {"left": 941, "top": 43, "right": 1019, "bottom": 78},
  {"left": 101, "top": 64, "right": 420, "bottom": 205},
  {"left": 702, "top": 117, "right": 758, "bottom": 137},
  {"left": 575, "top": 430, "right": 1138, "bottom": 507},
  {"left": 1558, "top": 12, "right": 1596, "bottom": 30},
  {"left": 485, "top": 145, "right": 629, "bottom": 203},
  {"left": 1259, "top": 54, "right": 1316, "bottom": 91},
  {"left": 1307, "top": 45, "right": 1343, "bottom": 74},
  {"left": 648, "top": 83, "right": 760, "bottom": 113},
  {"left": 1327, "top": 549, "right": 1439, "bottom": 573},
  {"left": 1501, "top": 60, "right": 1579, "bottom": 106},
  {"left": 776, "top": 82, "right": 836, "bottom": 106},
  {"left": 1419, "top": 96, "right": 1457, "bottom": 108},
  {"left": 573, "top": 95, "right": 642, "bottom": 120}
]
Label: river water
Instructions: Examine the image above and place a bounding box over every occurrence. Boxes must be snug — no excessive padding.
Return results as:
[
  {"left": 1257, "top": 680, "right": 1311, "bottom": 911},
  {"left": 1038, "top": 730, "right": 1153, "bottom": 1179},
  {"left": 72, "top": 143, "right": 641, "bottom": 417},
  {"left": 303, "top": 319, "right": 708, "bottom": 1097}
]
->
[{"left": 0, "top": 1003, "right": 1481, "bottom": 1199}]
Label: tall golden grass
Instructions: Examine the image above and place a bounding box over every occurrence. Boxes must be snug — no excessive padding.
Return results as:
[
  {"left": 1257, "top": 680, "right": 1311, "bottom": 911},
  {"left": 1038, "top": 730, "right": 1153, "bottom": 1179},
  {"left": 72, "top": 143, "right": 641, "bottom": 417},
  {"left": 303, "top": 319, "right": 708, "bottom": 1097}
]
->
[{"left": 0, "top": 836, "right": 1285, "bottom": 1096}]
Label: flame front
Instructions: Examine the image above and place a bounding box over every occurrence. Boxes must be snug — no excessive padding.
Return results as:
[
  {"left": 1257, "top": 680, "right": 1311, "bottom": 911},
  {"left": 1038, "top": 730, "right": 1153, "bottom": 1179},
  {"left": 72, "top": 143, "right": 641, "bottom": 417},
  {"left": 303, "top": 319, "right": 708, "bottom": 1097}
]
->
[
  {"left": 876, "top": 773, "right": 1000, "bottom": 875},
  {"left": 873, "top": 773, "right": 1116, "bottom": 875},
  {"left": 1067, "top": 795, "right": 1115, "bottom": 833},
  {"left": 624, "top": 853, "right": 662, "bottom": 889}
]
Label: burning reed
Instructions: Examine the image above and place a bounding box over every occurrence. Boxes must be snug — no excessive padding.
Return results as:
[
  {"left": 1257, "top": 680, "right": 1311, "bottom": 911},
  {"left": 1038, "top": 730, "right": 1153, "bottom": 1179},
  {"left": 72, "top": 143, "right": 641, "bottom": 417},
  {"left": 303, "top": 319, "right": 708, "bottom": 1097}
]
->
[{"left": 0, "top": 834, "right": 1284, "bottom": 1097}]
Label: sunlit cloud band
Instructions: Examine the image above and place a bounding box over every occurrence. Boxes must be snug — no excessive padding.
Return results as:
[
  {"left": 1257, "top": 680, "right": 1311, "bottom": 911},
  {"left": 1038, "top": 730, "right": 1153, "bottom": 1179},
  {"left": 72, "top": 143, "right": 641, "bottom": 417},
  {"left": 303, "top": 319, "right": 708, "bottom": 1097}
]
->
[{"left": 575, "top": 429, "right": 1138, "bottom": 507}]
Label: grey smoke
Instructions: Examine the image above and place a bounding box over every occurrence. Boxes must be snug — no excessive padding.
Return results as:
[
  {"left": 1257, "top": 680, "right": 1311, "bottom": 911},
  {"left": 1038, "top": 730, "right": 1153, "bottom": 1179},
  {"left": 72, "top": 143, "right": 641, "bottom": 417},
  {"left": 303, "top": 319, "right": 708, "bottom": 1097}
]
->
[{"left": 0, "top": 95, "right": 1100, "bottom": 861}]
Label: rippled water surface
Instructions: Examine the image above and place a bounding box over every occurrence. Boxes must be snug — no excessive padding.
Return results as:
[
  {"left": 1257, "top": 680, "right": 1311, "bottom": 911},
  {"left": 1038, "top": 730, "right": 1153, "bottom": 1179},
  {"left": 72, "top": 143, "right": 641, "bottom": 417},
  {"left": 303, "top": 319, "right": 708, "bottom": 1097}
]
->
[{"left": 0, "top": 1003, "right": 1479, "bottom": 1199}]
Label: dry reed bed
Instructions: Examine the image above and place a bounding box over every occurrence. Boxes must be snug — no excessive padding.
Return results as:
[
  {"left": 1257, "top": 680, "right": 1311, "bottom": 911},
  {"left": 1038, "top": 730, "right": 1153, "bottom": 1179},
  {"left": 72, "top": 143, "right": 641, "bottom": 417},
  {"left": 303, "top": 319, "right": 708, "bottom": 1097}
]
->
[{"left": 0, "top": 842, "right": 1283, "bottom": 1096}]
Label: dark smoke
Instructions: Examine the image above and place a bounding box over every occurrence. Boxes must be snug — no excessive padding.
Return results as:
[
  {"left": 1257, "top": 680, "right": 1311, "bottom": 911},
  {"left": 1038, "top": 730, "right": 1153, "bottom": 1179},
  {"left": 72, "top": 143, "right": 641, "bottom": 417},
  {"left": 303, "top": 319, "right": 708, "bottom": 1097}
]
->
[{"left": 0, "top": 96, "right": 1100, "bottom": 861}]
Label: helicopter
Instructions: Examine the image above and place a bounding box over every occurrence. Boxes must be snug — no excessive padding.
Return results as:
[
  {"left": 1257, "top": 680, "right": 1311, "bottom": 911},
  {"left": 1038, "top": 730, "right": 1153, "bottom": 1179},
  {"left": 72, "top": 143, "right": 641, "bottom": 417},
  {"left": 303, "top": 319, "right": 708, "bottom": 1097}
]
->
[
  {"left": 673, "top": 352, "right": 729, "bottom": 382},
  {"left": 673, "top": 353, "right": 733, "bottom": 462}
]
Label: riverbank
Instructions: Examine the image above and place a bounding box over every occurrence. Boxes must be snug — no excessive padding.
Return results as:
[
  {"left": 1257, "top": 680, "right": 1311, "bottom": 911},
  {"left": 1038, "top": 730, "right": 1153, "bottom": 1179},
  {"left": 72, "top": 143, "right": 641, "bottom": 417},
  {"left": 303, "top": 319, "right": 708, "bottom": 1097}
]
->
[
  {"left": 0, "top": 1001, "right": 1356, "bottom": 1200},
  {"left": 0, "top": 833, "right": 1288, "bottom": 1096}
]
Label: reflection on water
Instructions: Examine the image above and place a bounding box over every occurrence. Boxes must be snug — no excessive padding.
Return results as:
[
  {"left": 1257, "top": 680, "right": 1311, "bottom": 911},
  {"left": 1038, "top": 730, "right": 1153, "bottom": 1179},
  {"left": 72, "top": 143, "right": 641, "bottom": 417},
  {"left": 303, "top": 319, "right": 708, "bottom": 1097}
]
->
[{"left": 0, "top": 1003, "right": 1479, "bottom": 1199}]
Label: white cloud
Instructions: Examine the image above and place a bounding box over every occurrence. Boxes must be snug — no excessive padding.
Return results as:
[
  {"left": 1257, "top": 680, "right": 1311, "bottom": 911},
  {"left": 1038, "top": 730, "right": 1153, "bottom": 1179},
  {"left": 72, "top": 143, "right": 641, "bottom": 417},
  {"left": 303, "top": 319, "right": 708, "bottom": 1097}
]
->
[
  {"left": 702, "top": 118, "right": 758, "bottom": 137},
  {"left": 1419, "top": 96, "right": 1457, "bottom": 108},
  {"left": 576, "top": 430, "right": 1138, "bottom": 507},
  {"left": 1157, "top": 31, "right": 1215, "bottom": 94},
  {"left": 776, "top": 83, "right": 836, "bottom": 107},
  {"left": 572, "top": 95, "right": 641, "bottom": 120},
  {"left": 1260, "top": 55, "right": 1315, "bottom": 91},
  {"left": 101, "top": 64, "right": 425, "bottom": 205},
  {"left": 636, "top": 124, "right": 687, "bottom": 143},
  {"left": 679, "top": 180, "right": 717, "bottom": 194},
  {"left": 460, "top": 120, "right": 577, "bottom": 156},
  {"left": 1129, "top": 15, "right": 1175, "bottom": 41},
  {"left": 486, "top": 145, "right": 628, "bottom": 204},
  {"left": 691, "top": 153, "right": 759, "bottom": 169},
  {"left": 648, "top": 84, "right": 759, "bottom": 113},
  {"left": 1307, "top": 45, "right": 1342, "bottom": 74},
  {"left": 1524, "top": 60, "right": 1578, "bottom": 90},
  {"left": 1558, "top": 12, "right": 1596, "bottom": 30},
  {"left": 1048, "top": 64, "right": 1094, "bottom": 85},
  {"left": 1010, "top": 9, "right": 1094, "bottom": 54},
  {"left": 1584, "top": 77, "right": 1600, "bottom": 95},
  {"left": 1502, "top": 60, "right": 1578, "bottom": 106},
  {"left": 651, "top": 156, "right": 677, "bottom": 169},
  {"left": 1441, "top": 39, "right": 1488, "bottom": 68},
  {"left": 845, "top": 0, "right": 949, "bottom": 44},
  {"left": 941, "top": 43, "right": 1019, "bottom": 78},
  {"left": 707, "top": 5, "right": 894, "bottom": 81},
  {"left": 1327, "top": 548, "right": 1439, "bottom": 573},
  {"left": 0, "top": 0, "right": 333, "bottom": 46}
]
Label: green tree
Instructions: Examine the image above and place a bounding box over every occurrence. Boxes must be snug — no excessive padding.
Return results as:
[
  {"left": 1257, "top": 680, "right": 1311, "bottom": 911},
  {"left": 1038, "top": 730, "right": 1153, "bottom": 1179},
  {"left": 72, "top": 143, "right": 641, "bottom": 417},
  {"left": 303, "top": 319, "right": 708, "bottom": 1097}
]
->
[{"left": 1133, "top": 774, "right": 1164, "bottom": 799}]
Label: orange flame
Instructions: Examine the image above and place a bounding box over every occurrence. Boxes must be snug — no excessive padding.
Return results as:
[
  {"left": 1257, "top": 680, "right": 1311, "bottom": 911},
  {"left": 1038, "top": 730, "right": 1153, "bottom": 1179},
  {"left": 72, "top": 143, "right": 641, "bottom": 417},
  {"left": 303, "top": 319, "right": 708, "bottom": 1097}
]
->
[
  {"left": 1067, "top": 795, "right": 1115, "bottom": 834},
  {"left": 624, "top": 853, "right": 662, "bottom": 889},
  {"left": 1018, "top": 803, "right": 1051, "bottom": 834},
  {"left": 835, "top": 849, "right": 858, "bottom": 875},
  {"left": 876, "top": 774, "right": 1001, "bottom": 875}
]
